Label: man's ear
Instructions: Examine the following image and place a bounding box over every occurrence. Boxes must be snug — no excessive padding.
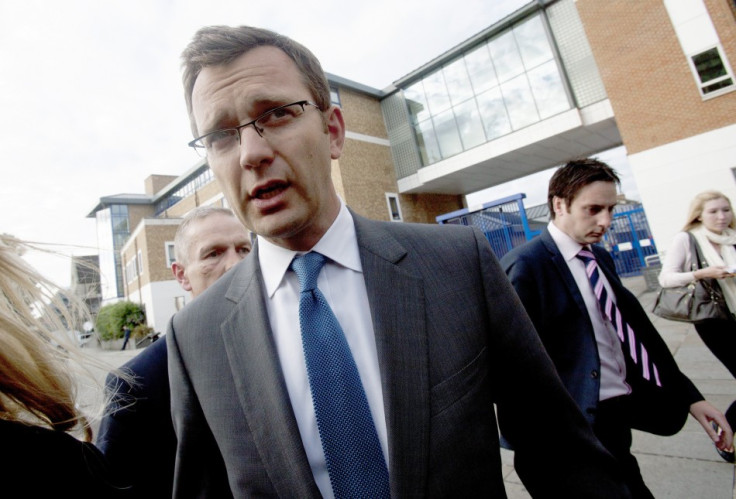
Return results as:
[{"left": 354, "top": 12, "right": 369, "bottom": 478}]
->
[
  {"left": 552, "top": 196, "right": 566, "bottom": 217},
  {"left": 326, "top": 105, "right": 345, "bottom": 160},
  {"left": 172, "top": 262, "right": 193, "bottom": 292}
]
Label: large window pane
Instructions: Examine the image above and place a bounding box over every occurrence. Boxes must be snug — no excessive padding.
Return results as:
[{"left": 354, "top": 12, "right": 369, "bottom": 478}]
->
[
  {"left": 693, "top": 47, "right": 727, "bottom": 84},
  {"left": 423, "top": 72, "right": 452, "bottom": 114},
  {"left": 454, "top": 99, "right": 486, "bottom": 150},
  {"left": 489, "top": 31, "right": 524, "bottom": 83},
  {"left": 443, "top": 58, "right": 474, "bottom": 107},
  {"left": 501, "top": 74, "right": 539, "bottom": 130},
  {"left": 465, "top": 43, "right": 498, "bottom": 94},
  {"left": 401, "top": 12, "right": 569, "bottom": 167},
  {"left": 477, "top": 87, "right": 512, "bottom": 140},
  {"left": 514, "top": 15, "right": 553, "bottom": 70},
  {"left": 528, "top": 60, "right": 570, "bottom": 119},
  {"left": 433, "top": 109, "right": 463, "bottom": 158},
  {"left": 404, "top": 82, "right": 430, "bottom": 124},
  {"left": 415, "top": 120, "right": 442, "bottom": 165}
]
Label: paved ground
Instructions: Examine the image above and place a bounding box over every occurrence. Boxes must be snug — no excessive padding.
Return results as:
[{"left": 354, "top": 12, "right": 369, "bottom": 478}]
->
[{"left": 84, "top": 276, "right": 736, "bottom": 498}]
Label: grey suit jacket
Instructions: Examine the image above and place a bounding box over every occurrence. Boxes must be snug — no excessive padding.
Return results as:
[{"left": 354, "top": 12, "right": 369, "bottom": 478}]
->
[{"left": 167, "top": 213, "right": 630, "bottom": 498}]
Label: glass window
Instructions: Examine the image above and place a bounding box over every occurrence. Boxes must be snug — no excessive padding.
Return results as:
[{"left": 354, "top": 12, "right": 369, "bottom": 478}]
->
[
  {"left": 691, "top": 46, "right": 734, "bottom": 96},
  {"left": 514, "top": 15, "right": 553, "bottom": 71},
  {"left": 454, "top": 99, "right": 487, "bottom": 150},
  {"left": 329, "top": 86, "right": 341, "bottom": 106},
  {"left": 415, "top": 120, "right": 442, "bottom": 165},
  {"left": 443, "top": 58, "right": 474, "bottom": 107},
  {"left": 527, "top": 60, "right": 570, "bottom": 119},
  {"left": 400, "top": 12, "right": 568, "bottom": 167},
  {"left": 433, "top": 109, "right": 463, "bottom": 158},
  {"left": 165, "top": 242, "right": 176, "bottom": 268},
  {"left": 489, "top": 31, "right": 524, "bottom": 83},
  {"left": 465, "top": 43, "right": 498, "bottom": 94},
  {"left": 404, "top": 82, "right": 430, "bottom": 124},
  {"left": 477, "top": 87, "right": 512, "bottom": 140},
  {"left": 501, "top": 74, "right": 539, "bottom": 130},
  {"left": 423, "top": 72, "right": 452, "bottom": 115},
  {"left": 385, "top": 193, "right": 403, "bottom": 222}
]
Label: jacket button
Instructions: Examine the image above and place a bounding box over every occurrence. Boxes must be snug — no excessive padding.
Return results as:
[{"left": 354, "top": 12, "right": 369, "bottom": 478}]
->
[{"left": 591, "top": 370, "right": 599, "bottom": 379}]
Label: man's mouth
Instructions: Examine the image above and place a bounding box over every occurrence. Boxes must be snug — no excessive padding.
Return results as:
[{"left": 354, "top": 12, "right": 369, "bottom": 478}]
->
[{"left": 253, "top": 181, "right": 288, "bottom": 200}]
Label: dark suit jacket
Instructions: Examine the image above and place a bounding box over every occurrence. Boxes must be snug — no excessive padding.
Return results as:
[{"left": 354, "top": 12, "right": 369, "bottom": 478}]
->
[
  {"left": 500, "top": 228, "right": 702, "bottom": 435},
  {"left": 167, "top": 213, "right": 631, "bottom": 498},
  {"left": 97, "top": 337, "right": 176, "bottom": 499},
  {"left": 3, "top": 419, "right": 129, "bottom": 498}
]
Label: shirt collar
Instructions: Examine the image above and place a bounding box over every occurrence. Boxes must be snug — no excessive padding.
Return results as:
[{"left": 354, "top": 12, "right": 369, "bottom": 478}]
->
[
  {"left": 548, "top": 221, "right": 587, "bottom": 262},
  {"left": 258, "top": 199, "right": 362, "bottom": 298}
]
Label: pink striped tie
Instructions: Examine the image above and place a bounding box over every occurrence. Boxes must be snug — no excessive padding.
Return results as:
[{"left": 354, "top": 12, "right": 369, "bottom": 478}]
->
[{"left": 577, "top": 248, "right": 661, "bottom": 387}]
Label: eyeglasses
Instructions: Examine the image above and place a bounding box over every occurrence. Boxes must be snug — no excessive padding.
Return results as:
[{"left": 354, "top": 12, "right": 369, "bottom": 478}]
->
[{"left": 188, "top": 100, "right": 320, "bottom": 157}]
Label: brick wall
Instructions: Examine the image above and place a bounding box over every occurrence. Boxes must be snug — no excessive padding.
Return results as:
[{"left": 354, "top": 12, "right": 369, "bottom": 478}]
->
[{"left": 576, "top": 0, "right": 736, "bottom": 154}]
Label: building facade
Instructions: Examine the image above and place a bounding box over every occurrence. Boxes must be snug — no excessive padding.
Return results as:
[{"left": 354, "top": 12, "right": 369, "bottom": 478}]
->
[
  {"left": 88, "top": 0, "right": 736, "bottom": 335},
  {"left": 576, "top": 0, "right": 736, "bottom": 251}
]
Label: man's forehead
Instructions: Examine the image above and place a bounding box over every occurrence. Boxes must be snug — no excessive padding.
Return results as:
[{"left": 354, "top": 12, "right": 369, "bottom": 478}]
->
[
  {"left": 191, "top": 47, "right": 305, "bottom": 124},
  {"left": 571, "top": 181, "right": 617, "bottom": 203}
]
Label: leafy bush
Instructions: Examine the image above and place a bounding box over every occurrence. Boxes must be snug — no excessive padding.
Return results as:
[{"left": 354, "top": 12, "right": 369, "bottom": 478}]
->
[
  {"left": 95, "top": 301, "right": 145, "bottom": 342},
  {"left": 132, "top": 324, "right": 153, "bottom": 340}
]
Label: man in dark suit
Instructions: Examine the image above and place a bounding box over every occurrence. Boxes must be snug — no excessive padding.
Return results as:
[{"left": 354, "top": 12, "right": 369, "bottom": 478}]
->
[
  {"left": 96, "top": 206, "right": 251, "bottom": 498},
  {"left": 167, "top": 25, "right": 632, "bottom": 498},
  {"left": 500, "top": 158, "right": 733, "bottom": 497}
]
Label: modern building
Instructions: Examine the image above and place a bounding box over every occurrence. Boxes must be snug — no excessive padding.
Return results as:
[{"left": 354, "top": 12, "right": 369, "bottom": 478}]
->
[
  {"left": 575, "top": 0, "right": 736, "bottom": 252},
  {"left": 69, "top": 254, "right": 102, "bottom": 319},
  {"left": 88, "top": 0, "right": 736, "bottom": 334}
]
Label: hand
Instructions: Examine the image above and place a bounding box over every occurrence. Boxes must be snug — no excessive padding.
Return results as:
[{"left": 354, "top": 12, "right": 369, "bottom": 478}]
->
[
  {"left": 690, "top": 400, "right": 734, "bottom": 450},
  {"left": 695, "top": 266, "right": 734, "bottom": 280}
]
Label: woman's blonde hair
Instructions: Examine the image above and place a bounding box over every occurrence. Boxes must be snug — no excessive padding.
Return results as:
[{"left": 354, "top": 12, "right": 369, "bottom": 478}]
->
[
  {"left": 0, "top": 235, "right": 112, "bottom": 441},
  {"left": 683, "top": 190, "right": 736, "bottom": 232}
]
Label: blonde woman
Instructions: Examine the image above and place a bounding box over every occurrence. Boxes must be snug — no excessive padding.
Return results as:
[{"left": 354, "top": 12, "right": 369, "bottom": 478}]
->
[
  {"left": 0, "top": 235, "right": 128, "bottom": 496},
  {"left": 659, "top": 190, "right": 736, "bottom": 462}
]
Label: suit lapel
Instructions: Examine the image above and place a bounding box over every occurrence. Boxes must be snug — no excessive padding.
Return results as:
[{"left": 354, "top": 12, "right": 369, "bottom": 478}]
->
[
  {"left": 540, "top": 229, "right": 590, "bottom": 318},
  {"left": 353, "top": 214, "right": 429, "bottom": 498},
  {"left": 220, "top": 246, "right": 319, "bottom": 497}
]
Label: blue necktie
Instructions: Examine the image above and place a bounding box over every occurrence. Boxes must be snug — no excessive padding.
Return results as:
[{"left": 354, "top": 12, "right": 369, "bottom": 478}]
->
[
  {"left": 577, "top": 248, "right": 661, "bottom": 386},
  {"left": 291, "top": 252, "right": 390, "bottom": 499}
]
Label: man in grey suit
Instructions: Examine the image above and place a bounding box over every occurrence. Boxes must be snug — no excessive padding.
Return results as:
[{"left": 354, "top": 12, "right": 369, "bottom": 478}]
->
[{"left": 168, "top": 25, "right": 631, "bottom": 498}]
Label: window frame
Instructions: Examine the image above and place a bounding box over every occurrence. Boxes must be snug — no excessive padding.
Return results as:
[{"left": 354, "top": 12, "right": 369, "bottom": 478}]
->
[
  {"left": 165, "top": 241, "right": 176, "bottom": 268},
  {"left": 687, "top": 44, "right": 735, "bottom": 99},
  {"left": 385, "top": 193, "right": 404, "bottom": 222}
]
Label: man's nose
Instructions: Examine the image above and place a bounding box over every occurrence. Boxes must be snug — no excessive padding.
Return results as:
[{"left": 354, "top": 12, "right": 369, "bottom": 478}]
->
[
  {"left": 598, "top": 211, "right": 613, "bottom": 229},
  {"left": 238, "top": 126, "right": 274, "bottom": 169},
  {"left": 223, "top": 248, "right": 244, "bottom": 271}
]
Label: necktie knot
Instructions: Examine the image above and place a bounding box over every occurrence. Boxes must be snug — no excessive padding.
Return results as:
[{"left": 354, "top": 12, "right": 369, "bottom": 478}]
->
[
  {"left": 291, "top": 252, "right": 326, "bottom": 292},
  {"left": 576, "top": 248, "right": 596, "bottom": 264}
]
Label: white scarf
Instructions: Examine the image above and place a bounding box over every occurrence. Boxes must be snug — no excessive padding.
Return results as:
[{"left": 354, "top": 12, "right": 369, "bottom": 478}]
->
[{"left": 691, "top": 226, "right": 736, "bottom": 314}]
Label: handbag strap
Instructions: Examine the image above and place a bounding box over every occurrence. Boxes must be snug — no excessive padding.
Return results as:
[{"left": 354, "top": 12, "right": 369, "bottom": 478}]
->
[{"left": 686, "top": 231, "right": 708, "bottom": 271}]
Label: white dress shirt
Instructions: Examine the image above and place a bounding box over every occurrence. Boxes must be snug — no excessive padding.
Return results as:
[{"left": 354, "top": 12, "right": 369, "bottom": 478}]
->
[
  {"left": 548, "top": 222, "right": 630, "bottom": 401},
  {"left": 257, "top": 201, "right": 388, "bottom": 499}
]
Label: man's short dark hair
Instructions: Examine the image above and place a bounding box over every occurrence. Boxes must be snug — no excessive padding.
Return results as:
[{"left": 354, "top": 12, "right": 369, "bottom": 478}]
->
[
  {"left": 181, "top": 25, "right": 331, "bottom": 138},
  {"left": 547, "top": 158, "right": 620, "bottom": 219}
]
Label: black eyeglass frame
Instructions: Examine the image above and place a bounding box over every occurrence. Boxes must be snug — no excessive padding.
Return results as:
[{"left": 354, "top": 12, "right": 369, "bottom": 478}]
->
[{"left": 187, "top": 100, "right": 320, "bottom": 153}]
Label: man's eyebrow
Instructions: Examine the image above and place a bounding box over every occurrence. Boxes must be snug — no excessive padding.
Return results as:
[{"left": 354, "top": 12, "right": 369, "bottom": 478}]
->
[
  {"left": 201, "top": 97, "right": 291, "bottom": 134},
  {"left": 197, "top": 243, "right": 223, "bottom": 257}
]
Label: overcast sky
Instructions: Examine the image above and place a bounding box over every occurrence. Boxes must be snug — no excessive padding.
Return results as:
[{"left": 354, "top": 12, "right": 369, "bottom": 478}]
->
[{"left": 3, "top": 0, "right": 624, "bottom": 287}]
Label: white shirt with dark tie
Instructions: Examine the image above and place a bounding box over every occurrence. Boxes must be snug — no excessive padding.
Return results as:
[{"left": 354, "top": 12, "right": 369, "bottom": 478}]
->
[
  {"left": 257, "top": 201, "right": 389, "bottom": 499},
  {"left": 548, "top": 222, "right": 630, "bottom": 401}
]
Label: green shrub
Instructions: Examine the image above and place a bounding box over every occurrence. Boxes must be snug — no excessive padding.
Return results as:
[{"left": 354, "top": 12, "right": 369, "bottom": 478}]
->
[
  {"left": 132, "top": 324, "right": 153, "bottom": 340},
  {"left": 95, "top": 301, "right": 146, "bottom": 341}
]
